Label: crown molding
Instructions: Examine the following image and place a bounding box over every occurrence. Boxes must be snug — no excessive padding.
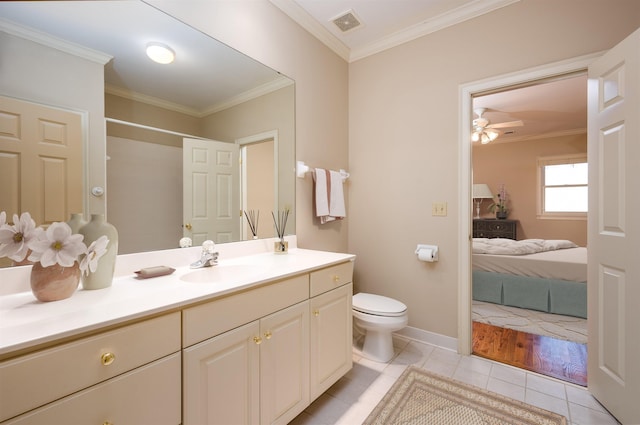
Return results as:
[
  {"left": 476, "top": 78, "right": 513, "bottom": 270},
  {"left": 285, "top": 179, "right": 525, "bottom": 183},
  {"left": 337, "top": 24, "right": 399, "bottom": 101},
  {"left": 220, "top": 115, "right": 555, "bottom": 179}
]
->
[
  {"left": 107, "top": 76, "right": 293, "bottom": 118},
  {"left": 490, "top": 128, "right": 587, "bottom": 145},
  {"left": 350, "top": 0, "right": 520, "bottom": 61},
  {"left": 0, "top": 18, "right": 112, "bottom": 65},
  {"left": 269, "top": 0, "right": 350, "bottom": 61},
  {"left": 202, "top": 76, "right": 294, "bottom": 116},
  {"left": 105, "top": 84, "right": 202, "bottom": 117},
  {"left": 270, "top": 0, "right": 520, "bottom": 63}
]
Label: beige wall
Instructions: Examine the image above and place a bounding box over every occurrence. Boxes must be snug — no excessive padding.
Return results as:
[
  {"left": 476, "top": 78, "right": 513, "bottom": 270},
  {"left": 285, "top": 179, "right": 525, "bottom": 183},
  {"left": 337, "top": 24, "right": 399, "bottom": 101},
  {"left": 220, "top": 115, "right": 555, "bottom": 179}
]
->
[
  {"left": 150, "top": 0, "right": 350, "bottom": 253},
  {"left": 348, "top": 0, "right": 639, "bottom": 338},
  {"left": 473, "top": 134, "right": 588, "bottom": 246}
]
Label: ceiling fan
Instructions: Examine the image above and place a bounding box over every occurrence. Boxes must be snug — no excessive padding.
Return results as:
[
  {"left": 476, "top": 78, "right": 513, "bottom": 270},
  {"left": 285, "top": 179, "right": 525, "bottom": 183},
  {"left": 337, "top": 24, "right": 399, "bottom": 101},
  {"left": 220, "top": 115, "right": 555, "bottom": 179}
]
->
[{"left": 471, "top": 108, "right": 523, "bottom": 144}]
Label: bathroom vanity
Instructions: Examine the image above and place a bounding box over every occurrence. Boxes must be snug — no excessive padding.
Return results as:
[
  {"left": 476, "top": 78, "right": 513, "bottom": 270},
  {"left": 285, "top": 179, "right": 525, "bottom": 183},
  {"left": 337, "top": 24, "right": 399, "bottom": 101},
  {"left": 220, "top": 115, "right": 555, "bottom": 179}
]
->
[{"left": 0, "top": 238, "right": 355, "bottom": 425}]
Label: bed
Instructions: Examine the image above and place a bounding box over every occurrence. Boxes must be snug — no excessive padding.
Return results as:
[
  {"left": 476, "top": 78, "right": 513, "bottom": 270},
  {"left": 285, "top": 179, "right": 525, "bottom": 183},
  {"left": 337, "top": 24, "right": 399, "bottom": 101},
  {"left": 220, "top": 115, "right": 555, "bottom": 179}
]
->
[{"left": 472, "top": 238, "right": 587, "bottom": 318}]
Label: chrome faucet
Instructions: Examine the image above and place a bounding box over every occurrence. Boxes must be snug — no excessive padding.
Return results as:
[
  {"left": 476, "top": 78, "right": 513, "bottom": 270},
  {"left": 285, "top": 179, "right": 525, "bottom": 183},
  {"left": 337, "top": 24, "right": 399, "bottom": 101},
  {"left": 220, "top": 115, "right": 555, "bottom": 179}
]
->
[{"left": 190, "top": 240, "right": 219, "bottom": 268}]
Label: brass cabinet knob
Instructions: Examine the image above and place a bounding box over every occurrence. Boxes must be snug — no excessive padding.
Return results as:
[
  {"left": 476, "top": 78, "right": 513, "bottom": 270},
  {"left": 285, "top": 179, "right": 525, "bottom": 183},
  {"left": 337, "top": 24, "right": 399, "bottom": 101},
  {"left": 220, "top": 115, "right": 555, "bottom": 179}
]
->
[
  {"left": 253, "top": 336, "right": 262, "bottom": 345},
  {"left": 184, "top": 223, "right": 192, "bottom": 231},
  {"left": 333, "top": 275, "right": 340, "bottom": 283},
  {"left": 313, "top": 310, "right": 320, "bottom": 317},
  {"left": 103, "top": 422, "right": 113, "bottom": 425},
  {"left": 101, "top": 352, "right": 116, "bottom": 366},
  {"left": 264, "top": 331, "right": 272, "bottom": 340}
]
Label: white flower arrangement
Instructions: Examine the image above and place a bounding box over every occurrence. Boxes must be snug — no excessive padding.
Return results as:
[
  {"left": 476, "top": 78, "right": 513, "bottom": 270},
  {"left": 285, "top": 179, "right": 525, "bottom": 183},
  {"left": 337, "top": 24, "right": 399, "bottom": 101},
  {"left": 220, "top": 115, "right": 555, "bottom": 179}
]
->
[{"left": 0, "top": 211, "right": 108, "bottom": 276}]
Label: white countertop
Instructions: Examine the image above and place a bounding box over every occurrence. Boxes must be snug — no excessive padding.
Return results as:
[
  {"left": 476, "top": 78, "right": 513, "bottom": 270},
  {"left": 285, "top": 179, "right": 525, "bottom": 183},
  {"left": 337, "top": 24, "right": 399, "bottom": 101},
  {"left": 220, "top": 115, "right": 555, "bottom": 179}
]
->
[{"left": 0, "top": 238, "right": 355, "bottom": 357}]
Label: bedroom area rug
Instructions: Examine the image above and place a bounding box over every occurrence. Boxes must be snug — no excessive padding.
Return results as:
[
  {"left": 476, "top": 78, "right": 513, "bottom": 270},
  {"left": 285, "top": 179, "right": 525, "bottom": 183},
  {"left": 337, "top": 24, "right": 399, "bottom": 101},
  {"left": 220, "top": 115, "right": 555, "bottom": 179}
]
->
[
  {"left": 364, "top": 366, "right": 567, "bottom": 425},
  {"left": 472, "top": 300, "right": 587, "bottom": 344}
]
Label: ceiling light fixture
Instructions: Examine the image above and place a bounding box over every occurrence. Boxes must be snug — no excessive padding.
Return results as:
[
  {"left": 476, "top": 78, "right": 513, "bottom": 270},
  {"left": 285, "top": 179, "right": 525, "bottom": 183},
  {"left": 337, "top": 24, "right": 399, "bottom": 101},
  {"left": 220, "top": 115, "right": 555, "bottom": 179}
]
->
[
  {"left": 146, "top": 42, "right": 175, "bottom": 64},
  {"left": 471, "top": 127, "right": 499, "bottom": 144}
]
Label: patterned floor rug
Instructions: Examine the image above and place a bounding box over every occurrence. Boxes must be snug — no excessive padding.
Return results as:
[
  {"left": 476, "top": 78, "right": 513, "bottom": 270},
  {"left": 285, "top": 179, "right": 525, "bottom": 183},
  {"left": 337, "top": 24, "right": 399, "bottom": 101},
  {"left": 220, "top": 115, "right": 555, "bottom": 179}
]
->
[
  {"left": 472, "top": 300, "right": 587, "bottom": 344},
  {"left": 364, "top": 366, "right": 567, "bottom": 425}
]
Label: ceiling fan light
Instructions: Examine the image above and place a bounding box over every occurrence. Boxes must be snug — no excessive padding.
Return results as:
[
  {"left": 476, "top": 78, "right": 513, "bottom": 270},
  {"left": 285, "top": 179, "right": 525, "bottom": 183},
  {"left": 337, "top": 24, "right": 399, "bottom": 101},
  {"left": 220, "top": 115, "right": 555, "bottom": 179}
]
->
[
  {"left": 146, "top": 42, "right": 175, "bottom": 64},
  {"left": 471, "top": 131, "right": 480, "bottom": 142}
]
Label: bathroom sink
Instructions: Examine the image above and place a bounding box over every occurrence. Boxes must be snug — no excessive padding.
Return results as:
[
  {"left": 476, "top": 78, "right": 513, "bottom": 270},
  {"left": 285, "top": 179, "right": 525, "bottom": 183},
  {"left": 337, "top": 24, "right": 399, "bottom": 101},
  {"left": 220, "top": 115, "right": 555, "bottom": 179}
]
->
[{"left": 180, "top": 265, "right": 267, "bottom": 283}]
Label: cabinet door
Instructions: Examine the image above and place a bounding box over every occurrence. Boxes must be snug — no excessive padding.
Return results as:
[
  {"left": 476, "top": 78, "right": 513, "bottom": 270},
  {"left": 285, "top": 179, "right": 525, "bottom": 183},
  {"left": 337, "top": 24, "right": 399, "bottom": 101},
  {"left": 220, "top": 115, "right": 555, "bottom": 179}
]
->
[
  {"left": 183, "top": 321, "right": 260, "bottom": 425},
  {"left": 260, "top": 301, "right": 309, "bottom": 425},
  {"left": 310, "top": 282, "right": 353, "bottom": 400}
]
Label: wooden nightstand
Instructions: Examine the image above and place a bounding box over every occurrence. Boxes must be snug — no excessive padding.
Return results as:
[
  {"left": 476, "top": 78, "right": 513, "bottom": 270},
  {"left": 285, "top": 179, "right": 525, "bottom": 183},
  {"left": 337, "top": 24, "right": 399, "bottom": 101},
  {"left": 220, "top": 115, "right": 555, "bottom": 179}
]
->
[{"left": 473, "top": 219, "right": 517, "bottom": 239}]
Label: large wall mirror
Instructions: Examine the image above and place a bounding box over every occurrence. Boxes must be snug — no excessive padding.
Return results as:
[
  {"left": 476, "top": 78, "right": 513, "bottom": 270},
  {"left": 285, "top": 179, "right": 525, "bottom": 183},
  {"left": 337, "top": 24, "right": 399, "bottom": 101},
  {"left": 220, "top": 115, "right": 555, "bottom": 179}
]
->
[{"left": 0, "top": 1, "right": 295, "bottom": 258}]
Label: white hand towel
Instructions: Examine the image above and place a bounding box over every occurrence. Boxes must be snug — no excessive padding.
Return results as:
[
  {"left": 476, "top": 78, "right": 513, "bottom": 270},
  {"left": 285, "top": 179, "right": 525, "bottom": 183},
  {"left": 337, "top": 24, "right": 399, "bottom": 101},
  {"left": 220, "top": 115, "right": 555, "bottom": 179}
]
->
[{"left": 314, "top": 168, "right": 346, "bottom": 224}]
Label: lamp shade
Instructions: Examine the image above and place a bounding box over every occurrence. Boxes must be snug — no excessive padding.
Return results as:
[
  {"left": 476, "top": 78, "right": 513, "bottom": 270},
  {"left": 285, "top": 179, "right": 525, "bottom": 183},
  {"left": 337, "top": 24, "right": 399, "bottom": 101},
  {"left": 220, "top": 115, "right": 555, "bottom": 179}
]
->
[{"left": 473, "top": 184, "right": 493, "bottom": 199}]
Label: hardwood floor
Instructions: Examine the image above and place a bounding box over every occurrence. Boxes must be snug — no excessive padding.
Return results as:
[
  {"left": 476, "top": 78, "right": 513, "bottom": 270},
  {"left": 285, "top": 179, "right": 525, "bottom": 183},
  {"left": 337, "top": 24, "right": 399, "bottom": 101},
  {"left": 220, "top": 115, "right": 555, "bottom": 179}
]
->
[{"left": 472, "top": 321, "right": 587, "bottom": 387}]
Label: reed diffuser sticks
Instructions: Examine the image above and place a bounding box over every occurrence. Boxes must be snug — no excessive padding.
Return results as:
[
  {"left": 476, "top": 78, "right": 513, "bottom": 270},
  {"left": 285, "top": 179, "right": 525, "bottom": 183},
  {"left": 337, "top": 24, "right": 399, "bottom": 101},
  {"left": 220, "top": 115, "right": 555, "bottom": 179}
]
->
[
  {"left": 272, "top": 209, "right": 289, "bottom": 253},
  {"left": 244, "top": 210, "right": 259, "bottom": 238}
]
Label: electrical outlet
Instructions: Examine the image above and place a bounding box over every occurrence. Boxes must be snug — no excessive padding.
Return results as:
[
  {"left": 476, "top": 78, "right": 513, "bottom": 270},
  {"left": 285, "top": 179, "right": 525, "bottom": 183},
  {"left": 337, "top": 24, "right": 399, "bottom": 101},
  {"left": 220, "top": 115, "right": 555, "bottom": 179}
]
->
[{"left": 432, "top": 202, "right": 447, "bottom": 216}]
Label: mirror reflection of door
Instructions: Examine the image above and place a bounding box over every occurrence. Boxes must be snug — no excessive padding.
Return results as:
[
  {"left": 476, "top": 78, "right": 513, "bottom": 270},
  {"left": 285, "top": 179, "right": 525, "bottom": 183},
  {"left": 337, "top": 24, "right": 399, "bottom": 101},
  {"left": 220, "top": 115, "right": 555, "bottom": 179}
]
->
[
  {"left": 240, "top": 140, "right": 275, "bottom": 240},
  {"left": 183, "top": 138, "right": 239, "bottom": 245},
  {"left": 0, "top": 96, "right": 83, "bottom": 225}
]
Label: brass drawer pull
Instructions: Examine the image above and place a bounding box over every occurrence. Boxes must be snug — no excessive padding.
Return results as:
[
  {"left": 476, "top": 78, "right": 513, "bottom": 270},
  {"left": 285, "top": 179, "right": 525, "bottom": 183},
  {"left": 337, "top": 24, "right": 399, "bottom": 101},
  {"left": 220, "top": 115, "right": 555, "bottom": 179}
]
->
[
  {"left": 103, "top": 422, "right": 113, "bottom": 425},
  {"left": 313, "top": 309, "right": 320, "bottom": 317},
  {"left": 333, "top": 275, "right": 340, "bottom": 283},
  {"left": 264, "top": 331, "right": 272, "bottom": 340},
  {"left": 253, "top": 336, "right": 262, "bottom": 345},
  {"left": 101, "top": 352, "right": 116, "bottom": 366}
]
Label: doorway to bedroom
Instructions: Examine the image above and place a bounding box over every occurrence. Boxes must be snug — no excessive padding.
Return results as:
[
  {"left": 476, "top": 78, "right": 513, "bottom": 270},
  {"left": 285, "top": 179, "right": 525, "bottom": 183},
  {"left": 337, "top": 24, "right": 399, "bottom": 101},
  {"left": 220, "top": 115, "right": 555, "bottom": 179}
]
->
[{"left": 469, "top": 74, "right": 588, "bottom": 386}]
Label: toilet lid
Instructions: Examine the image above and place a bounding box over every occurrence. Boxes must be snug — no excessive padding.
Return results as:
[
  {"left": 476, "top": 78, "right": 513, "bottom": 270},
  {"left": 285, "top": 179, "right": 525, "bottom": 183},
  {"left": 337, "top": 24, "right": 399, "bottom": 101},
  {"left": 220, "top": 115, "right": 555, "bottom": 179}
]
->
[{"left": 353, "top": 293, "right": 407, "bottom": 317}]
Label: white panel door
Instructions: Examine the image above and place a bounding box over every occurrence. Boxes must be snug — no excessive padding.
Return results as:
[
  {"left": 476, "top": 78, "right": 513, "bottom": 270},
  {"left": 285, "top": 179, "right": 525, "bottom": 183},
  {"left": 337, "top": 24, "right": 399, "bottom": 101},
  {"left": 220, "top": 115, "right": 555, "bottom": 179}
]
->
[
  {"left": 0, "top": 96, "right": 83, "bottom": 225},
  {"left": 587, "top": 27, "right": 640, "bottom": 424},
  {"left": 183, "top": 138, "right": 239, "bottom": 245}
]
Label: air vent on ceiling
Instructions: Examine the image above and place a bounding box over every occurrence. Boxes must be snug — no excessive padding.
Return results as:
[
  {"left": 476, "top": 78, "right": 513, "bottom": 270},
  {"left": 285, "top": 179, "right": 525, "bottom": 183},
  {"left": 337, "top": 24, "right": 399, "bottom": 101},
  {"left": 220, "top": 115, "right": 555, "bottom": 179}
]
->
[{"left": 332, "top": 9, "right": 362, "bottom": 33}]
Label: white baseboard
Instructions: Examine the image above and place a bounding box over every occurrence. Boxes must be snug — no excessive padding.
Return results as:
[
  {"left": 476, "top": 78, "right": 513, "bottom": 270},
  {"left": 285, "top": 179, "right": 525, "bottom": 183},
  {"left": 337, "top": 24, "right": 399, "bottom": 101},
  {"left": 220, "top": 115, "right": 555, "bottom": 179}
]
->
[{"left": 394, "top": 326, "right": 458, "bottom": 352}]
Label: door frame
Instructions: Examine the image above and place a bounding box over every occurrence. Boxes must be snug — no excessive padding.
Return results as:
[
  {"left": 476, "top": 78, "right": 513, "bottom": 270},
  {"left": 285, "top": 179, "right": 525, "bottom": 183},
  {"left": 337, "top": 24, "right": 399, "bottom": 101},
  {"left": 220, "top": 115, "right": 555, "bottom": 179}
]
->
[
  {"left": 236, "top": 130, "right": 279, "bottom": 239},
  {"left": 457, "top": 52, "right": 603, "bottom": 355}
]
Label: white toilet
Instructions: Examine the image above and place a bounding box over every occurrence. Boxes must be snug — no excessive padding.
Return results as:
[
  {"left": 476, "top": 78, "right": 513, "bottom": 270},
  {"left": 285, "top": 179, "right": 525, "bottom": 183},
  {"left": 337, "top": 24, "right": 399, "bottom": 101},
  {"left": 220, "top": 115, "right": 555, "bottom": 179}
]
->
[{"left": 352, "top": 292, "right": 408, "bottom": 363}]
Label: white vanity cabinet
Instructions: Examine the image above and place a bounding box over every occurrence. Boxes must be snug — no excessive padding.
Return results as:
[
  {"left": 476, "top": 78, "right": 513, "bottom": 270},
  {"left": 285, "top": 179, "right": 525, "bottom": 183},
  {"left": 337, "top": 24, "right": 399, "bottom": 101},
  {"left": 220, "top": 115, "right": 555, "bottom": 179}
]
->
[
  {"left": 182, "top": 275, "right": 310, "bottom": 425},
  {"left": 0, "top": 245, "right": 355, "bottom": 425},
  {"left": 0, "top": 313, "right": 181, "bottom": 424},
  {"left": 182, "top": 260, "right": 354, "bottom": 425}
]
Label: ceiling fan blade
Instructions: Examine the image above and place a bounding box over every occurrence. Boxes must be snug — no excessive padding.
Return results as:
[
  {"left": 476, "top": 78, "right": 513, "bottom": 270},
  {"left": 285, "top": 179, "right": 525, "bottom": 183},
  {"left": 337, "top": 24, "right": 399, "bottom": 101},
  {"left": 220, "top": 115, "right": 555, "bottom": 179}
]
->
[{"left": 487, "top": 120, "right": 523, "bottom": 129}]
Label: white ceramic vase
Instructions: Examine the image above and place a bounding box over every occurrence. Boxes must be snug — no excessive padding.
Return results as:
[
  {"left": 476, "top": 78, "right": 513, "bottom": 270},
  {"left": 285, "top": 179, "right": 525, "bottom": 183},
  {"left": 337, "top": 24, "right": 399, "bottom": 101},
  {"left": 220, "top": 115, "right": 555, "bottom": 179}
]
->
[
  {"left": 66, "top": 213, "right": 87, "bottom": 233},
  {"left": 79, "top": 214, "right": 118, "bottom": 290}
]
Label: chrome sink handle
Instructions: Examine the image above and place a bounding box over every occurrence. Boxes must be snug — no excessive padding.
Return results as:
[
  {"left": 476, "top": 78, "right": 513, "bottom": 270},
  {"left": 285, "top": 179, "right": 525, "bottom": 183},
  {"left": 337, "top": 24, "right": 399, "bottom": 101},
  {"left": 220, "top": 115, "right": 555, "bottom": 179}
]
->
[{"left": 190, "top": 240, "right": 219, "bottom": 268}]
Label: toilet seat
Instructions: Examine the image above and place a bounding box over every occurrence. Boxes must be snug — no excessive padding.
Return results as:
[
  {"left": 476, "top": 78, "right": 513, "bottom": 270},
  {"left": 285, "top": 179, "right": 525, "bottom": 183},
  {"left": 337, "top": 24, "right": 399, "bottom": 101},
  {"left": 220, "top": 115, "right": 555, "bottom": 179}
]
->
[{"left": 353, "top": 293, "right": 407, "bottom": 317}]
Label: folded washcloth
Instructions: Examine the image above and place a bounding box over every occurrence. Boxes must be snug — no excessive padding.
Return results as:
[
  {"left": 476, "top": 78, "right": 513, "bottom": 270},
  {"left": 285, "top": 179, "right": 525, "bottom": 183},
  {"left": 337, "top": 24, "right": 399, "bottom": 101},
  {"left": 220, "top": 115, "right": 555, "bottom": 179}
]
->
[{"left": 314, "top": 168, "right": 346, "bottom": 224}]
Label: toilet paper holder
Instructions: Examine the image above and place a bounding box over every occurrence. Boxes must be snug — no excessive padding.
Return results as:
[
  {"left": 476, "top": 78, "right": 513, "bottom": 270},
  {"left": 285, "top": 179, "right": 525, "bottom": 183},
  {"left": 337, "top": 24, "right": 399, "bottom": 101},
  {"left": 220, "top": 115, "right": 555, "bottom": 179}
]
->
[{"left": 415, "top": 244, "right": 439, "bottom": 262}]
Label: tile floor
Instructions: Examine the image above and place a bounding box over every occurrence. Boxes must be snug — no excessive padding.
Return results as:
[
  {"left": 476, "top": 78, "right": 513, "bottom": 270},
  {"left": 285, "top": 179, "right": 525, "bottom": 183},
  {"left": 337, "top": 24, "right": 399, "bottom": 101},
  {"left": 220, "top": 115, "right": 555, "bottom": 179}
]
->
[{"left": 291, "top": 336, "right": 620, "bottom": 425}]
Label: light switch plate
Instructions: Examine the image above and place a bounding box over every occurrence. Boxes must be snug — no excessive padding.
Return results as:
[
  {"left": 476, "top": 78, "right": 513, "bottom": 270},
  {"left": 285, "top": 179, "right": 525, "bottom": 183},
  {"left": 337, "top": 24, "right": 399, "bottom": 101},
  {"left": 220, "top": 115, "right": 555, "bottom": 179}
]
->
[{"left": 432, "top": 202, "right": 447, "bottom": 216}]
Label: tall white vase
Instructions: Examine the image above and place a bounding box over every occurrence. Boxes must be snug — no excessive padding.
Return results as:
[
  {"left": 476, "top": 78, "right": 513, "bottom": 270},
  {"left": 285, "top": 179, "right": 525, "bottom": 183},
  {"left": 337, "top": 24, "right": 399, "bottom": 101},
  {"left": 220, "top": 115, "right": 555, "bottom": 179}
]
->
[
  {"left": 66, "top": 213, "right": 87, "bottom": 233},
  {"left": 79, "top": 214, "right": 118, "bottom": 290}
]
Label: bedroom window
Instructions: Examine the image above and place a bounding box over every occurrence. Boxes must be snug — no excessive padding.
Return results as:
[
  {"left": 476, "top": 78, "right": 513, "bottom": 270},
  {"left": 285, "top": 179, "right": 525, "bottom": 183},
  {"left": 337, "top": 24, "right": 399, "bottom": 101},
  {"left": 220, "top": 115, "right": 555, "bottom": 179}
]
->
[{"left": 537, "top": 154, "right": 588, "bottom": 219}]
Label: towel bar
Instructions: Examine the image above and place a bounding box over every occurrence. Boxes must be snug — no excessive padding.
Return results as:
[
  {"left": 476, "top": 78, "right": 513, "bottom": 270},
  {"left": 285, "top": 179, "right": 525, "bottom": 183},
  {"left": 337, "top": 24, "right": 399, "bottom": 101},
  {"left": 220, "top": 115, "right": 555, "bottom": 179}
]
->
[{"left": 296, "top": 161, "right": 349, "bottom": 182}]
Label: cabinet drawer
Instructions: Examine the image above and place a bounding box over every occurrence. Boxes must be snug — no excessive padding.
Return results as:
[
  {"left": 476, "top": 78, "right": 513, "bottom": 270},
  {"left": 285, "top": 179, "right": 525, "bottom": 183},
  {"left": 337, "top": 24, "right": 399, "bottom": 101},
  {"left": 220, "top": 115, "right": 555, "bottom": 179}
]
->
[
  {"left": 0, "top": 312, "right": 181, "bottom": 422},
  {"left": 310, "top": 261, "right": 354, "bottom": 297},
  {"left": 183, "top": 274, "right": 309, "bottom": 347},
  {"left": 3, "top": 353, "right": 181, "bottom": 425}
]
